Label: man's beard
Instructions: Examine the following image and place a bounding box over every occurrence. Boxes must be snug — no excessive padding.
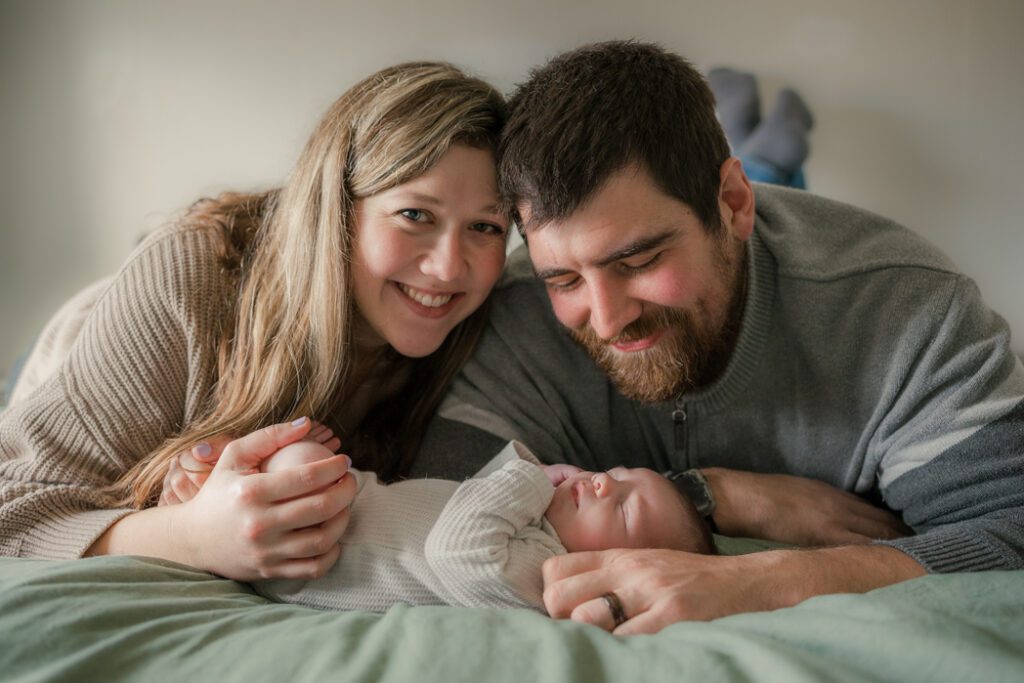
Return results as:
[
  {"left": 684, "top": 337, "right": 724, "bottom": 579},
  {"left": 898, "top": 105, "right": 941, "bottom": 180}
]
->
[{"left": 569, "top": 239, "right": 748, "bottom": 404}]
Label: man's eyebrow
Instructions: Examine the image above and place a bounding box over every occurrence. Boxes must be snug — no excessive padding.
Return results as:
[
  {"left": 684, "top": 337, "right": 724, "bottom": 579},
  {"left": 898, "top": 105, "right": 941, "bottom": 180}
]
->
[
  {"left": 595, "top": 230, "right": 676, "bottom": 267},
  {"left": 533, "top": 265, "right": 575, "bottom": 281},
  {"left": 533, "top": 229, "right": 676, "bottom": 281}
]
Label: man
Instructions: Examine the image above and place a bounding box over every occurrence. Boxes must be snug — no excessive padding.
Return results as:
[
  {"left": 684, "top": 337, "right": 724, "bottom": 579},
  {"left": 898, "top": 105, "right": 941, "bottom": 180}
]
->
[{"left": 414, "top": 41, "right": 1024, "bottom": 634}]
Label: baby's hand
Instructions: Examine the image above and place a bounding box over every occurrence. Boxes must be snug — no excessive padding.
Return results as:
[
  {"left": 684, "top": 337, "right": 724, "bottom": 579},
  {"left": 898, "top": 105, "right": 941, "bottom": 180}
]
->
[{"left": 540, "top": 463, "right": 583, "bottom": 488}]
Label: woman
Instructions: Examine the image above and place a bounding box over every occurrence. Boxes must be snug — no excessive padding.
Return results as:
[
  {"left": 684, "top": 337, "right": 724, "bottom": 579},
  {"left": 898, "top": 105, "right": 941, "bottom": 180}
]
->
[{"left": 0, "top": 61, "right": 509, "bottom": 582}]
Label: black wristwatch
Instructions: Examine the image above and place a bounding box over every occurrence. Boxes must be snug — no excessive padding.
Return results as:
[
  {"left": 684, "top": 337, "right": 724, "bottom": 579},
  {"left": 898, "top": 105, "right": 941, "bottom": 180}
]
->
[{"left": 664, "top": 468, "right": 719, "bottom": 533}]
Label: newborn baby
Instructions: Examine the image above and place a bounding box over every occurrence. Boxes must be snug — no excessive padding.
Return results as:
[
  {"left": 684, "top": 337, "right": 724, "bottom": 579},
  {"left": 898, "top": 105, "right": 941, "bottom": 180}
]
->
[{"left": 254, "top": 440, "right": 714, "bottom": 613}]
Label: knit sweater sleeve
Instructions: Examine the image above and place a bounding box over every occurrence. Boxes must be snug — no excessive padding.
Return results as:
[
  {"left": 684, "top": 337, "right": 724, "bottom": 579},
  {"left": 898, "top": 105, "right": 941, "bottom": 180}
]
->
[
  {"left": 424, "top": 441, "right": 565, "bottom": 611},
  {"left": 0, "top": 227, "right": 226, "bottom": 559},
  {"left": 874, "top": 276, "right": 1024, "bottom": 572}
]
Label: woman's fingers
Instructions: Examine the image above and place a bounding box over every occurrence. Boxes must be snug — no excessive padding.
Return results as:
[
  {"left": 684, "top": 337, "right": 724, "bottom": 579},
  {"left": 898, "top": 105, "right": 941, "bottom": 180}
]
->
[
  {"left": 261, "top": 476, "right": 355, "bottom": 530},
  {"left": 273, "top": 506, "right": 352, "bottom": 560},
  {"left": 271, "top": 543, "right": 343, "bottom": 581},
  {"left": 168, "top": 466, "right": 200, "bottom": 504},
  {"left": 216, "top": 418, "right": 315, "bottom": 473},
  {"left": 248, "top": 455, "right": 353, "bottom": 503},
  {"left": 177, "top": 448, "right": 210, "bottom": 474},
  {"left": 159, "top": 486, "right": 181, "bottom": 506}
]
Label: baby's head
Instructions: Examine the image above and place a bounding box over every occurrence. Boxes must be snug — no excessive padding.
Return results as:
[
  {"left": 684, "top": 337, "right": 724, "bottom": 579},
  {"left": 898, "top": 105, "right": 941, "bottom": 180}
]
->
[{"left": 544, "top": 467, "right": 715, "bottom": 555}]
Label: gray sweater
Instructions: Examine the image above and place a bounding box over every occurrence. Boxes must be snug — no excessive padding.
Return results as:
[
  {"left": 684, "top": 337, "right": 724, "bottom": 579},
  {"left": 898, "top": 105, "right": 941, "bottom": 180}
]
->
[{"left": 412, "top": 184, "right": 1024, "bottom": 574}]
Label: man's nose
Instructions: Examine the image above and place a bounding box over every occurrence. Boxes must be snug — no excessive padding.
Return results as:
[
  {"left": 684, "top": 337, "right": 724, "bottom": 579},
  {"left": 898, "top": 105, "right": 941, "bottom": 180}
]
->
[
  {"left": 421, "top": 230, "right": 466, "bottom": 282},
  {"left": 588, "top": 279, "right": 642, "bottom": 340}
]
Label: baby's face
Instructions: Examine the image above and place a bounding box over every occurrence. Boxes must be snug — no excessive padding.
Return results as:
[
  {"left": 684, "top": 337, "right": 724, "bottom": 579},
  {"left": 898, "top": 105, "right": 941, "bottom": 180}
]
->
[{"left": 544, "top": 467, "right": 695, "bottom": 553}]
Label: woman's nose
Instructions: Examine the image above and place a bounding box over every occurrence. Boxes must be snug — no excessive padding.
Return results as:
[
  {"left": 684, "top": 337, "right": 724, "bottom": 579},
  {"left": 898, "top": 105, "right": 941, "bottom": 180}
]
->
[{"left": 420, "top": 230, "right": 466, "bottom": 282}]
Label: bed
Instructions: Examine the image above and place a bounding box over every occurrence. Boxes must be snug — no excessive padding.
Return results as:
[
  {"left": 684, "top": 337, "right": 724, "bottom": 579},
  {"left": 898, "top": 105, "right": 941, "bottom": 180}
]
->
[{"left": 2, "top": 548, "right": 1022, "bottom": 682}]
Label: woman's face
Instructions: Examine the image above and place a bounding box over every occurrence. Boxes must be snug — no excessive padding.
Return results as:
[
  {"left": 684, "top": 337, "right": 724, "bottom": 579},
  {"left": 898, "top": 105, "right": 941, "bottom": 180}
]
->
[{"left": 351, "top": 144, "right": 508, "bottom": 358}]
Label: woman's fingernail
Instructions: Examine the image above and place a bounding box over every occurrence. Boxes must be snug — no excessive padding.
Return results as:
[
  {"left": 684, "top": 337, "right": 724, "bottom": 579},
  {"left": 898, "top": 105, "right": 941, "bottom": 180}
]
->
[
  {"left": 344, "top": 455, "right": 353, "bottom": 469},
  {"left": 194, "top": 443, "right": 212, "bottom": 458},
  {"left": 291, "top": 416, "right": 309, "bottom": 427}
]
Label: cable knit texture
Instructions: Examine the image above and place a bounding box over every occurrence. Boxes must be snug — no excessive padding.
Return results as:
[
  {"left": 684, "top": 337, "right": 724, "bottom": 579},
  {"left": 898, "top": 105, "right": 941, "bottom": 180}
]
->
[{"left": 0, "top": 225, "right": 229, "bottom": 559}]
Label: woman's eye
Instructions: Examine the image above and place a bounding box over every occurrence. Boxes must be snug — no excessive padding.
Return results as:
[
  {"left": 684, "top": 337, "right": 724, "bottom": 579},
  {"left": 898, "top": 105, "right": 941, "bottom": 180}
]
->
[
  {"left": 399, "top": 208, "right": 429, "bottom": 222},
  {"left": 472, "top": 222, "right": 507, "bottom": 237}
]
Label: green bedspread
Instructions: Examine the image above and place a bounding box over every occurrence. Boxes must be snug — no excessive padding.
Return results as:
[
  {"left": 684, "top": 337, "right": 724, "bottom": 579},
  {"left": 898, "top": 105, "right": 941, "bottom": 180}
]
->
[{"left": 1, "top": 556, "right": 1022, "bottom": 683}]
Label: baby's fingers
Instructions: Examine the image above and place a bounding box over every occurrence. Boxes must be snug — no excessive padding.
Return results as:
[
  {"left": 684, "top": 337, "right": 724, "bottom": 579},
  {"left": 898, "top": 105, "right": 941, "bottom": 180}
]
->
[{"left": 305, "top": 422, "right": 340, "bottom": 452}]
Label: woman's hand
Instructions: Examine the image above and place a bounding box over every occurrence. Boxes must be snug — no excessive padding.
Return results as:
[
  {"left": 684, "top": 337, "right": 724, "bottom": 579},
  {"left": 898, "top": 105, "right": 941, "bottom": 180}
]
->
[
  {"left": 158, "top": 420, "right": 340, "bottom": 506},
  {"left": 704, "top": 467, "right": 912, "bottom": 546},
  {"left": 88, "top": 418, "right": 355, "bottom": 581},
  {"left": 172, "top": 418, "right": 356, "bottom": 580}
]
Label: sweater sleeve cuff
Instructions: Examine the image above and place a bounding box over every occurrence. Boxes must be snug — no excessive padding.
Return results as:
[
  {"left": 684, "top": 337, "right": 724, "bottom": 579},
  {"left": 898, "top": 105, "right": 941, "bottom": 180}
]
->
[
  {"left": 18, "top": 507, "right": 135, "bottom": 560},
  {"left": 878, "top": 526, "right": 1021, "bottom": 573},
  {"left": 503, "top": 459, "right": 556, "bottom": 510}
]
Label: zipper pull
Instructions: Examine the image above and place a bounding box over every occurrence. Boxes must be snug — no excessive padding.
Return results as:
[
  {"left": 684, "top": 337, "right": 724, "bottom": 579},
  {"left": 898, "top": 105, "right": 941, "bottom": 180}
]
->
[{"left": 672, "top": 400, "right": 687, "bottom": 453}]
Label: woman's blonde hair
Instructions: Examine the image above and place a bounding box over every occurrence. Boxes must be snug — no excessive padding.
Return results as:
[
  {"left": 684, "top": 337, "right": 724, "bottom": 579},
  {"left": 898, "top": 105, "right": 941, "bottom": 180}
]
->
[{"left": 117, "top": 62, "right": 507, "bottom": 507}]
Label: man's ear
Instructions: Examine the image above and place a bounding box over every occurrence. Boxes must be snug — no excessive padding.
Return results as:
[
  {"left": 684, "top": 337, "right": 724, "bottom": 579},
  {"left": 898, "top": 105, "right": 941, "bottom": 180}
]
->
[{"left": 718, "top": 157, "right": 755, "bottom": 242}]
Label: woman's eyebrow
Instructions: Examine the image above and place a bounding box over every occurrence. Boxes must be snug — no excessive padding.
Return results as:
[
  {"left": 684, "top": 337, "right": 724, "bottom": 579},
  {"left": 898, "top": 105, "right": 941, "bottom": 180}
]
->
[{"left": 395, "top": 192, "right": 443, "bottom": 206}]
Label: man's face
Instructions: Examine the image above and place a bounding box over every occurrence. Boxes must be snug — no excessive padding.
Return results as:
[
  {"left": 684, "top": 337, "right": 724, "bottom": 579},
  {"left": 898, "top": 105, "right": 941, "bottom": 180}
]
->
[{"left": 524, "top": 164, "right": 749, "bottom": 403}]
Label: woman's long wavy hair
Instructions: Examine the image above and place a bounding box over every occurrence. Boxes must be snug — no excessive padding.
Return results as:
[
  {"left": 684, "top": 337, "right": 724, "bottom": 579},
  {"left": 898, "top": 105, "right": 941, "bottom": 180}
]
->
[{"left": 116, "top": 62, "right": 507, "bottom": 507}]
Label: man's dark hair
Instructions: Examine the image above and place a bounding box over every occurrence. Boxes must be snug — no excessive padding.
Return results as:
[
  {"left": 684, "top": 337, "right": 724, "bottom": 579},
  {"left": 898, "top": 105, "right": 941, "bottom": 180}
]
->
[{"left": 499, "top": 41, "right": 731, "bottom": 234}]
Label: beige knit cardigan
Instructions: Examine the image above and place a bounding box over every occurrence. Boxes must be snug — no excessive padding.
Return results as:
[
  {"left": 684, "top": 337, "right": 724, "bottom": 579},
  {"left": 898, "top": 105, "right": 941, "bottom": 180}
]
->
[{"left": 1, "top": 225, "right": 232, "bottom": 558}]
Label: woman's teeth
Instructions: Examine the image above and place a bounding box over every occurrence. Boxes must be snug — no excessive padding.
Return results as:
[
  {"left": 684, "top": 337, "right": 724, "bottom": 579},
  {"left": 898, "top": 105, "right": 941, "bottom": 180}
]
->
[{"left": 399, "top": 283, "right": 454, "bottom": 308}]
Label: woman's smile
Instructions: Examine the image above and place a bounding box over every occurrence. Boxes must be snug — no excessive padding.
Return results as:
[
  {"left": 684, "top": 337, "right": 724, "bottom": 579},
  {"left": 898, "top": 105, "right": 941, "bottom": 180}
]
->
[{"left": 393, "top": 281, "right": 464, "bottom": 319}]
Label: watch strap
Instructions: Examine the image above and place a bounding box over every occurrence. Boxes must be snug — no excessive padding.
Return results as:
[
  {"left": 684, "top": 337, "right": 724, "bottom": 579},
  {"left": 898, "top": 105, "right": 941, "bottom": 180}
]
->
[{"left": 663, "top": 468, "right": 718, "bottom": 533}]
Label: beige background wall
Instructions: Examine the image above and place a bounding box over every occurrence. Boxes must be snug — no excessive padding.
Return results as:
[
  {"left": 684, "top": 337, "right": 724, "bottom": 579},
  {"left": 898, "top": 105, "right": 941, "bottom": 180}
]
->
[{"left": 2, "top": 0, "right": 1022, "bottom": 380}]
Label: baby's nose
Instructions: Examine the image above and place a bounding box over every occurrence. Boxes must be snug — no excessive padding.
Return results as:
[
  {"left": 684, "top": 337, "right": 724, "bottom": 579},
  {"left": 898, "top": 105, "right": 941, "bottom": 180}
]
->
[{"left": 592, "top": 472, "right": 613, "bottom": 497}]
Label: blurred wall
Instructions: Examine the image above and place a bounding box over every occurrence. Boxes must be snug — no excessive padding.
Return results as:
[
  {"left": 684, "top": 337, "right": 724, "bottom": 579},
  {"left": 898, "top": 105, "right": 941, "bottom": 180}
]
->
[{"left": 2, "top": 0, "right": 1022, "bottom": 379}]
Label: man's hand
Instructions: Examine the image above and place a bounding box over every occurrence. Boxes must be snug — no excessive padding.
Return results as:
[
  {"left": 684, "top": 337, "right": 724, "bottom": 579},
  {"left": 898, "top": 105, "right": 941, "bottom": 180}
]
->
[
  {"left": 703, "top": 467, "right": 911, "bottom": 545},
  {"left": 542, "top": 545, "right": 926, "bottom": 635}
]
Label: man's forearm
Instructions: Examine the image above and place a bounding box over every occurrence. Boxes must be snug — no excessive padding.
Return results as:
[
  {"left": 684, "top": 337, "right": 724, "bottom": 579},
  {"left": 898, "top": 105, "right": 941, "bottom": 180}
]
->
[
  {"left": 702, "top": 467, "right": 911, "bottom": 545},
  {"left": 761, "top": 544, "right": 927, "bottom": 610}
]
